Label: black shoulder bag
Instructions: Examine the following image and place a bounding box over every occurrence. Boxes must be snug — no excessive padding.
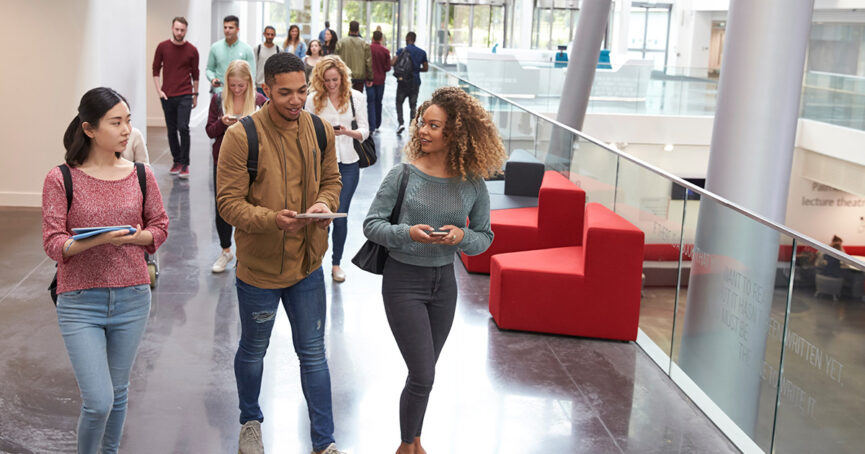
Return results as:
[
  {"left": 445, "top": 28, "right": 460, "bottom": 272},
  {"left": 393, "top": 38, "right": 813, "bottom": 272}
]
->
[
  {"left": 351, "top": 164, "right": 409, "bottom": 274},
  {"left": 349, "top": 95, "right": 377, "bottom": 168}
]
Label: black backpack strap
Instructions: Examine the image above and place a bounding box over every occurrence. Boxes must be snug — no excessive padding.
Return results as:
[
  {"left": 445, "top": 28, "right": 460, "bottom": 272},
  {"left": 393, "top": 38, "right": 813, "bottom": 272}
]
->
[
  {"left": 58, "top": 164, "right": 73, "bottom": 211},
  {"left": 310, "top": 113, "right": 328, "bottom": 158},
  {"left": 256, "top": 44, "right": 261, "bottom": 59},
  {"left": 241, "top": 116, "right": 259, "bottom": 186},
  {"left": 134, "top": 162, "right": 147, "bottom": 217}
]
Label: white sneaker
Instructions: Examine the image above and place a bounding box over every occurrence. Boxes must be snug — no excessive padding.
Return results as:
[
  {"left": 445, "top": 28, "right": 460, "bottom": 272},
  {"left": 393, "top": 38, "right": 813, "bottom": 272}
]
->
[
  {"left": 312, "top": 443, "right": 346, "bottom": 454},
  {"left": 212, "top": 250, "right": 234, "bottom": 273},
  {"left": 332, "top": 265, "right": 346, "bottom": 283},
  {"left": 238, "top": 420, "right": 264, "bottom": 454}
]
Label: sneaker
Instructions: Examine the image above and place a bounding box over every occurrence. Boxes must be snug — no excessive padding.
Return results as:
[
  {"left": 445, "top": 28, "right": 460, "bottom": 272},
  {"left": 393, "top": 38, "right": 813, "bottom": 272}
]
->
[
  {"left": 169, "top": 163, "right": 182, "bottom": 175},
  {"left": 332, "top": 265, "right": 346, "bottom": 283},
  {"left": 179, "top": 165, "right": 190, "bottom": 179},
  {"left": 212, "top": 251, "right": 234, "bottom": 273},
  {"left": 396, "top": 125, "right": 405, "bottom": 134},
  {"left": 312, "top": 443, "right": 346, "bottom": 454},
  {"left": 238, "top": 420, "right": 264, "bottom": 454}
]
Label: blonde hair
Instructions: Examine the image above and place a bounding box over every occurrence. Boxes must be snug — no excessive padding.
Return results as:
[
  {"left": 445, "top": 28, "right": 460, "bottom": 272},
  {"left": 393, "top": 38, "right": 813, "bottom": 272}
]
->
[
  {"left": 222, "top": 60, "right": 257, "bottom": 117},
  {"left": 309, "top": 55, "right": 352, "bottom": 114},
  {"left": 405, "top": 87, "right": 508, "bottom": 180}
]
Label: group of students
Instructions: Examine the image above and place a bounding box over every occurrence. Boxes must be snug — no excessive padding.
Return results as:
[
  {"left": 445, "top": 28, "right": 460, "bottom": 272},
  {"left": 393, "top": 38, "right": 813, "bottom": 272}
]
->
[{"left": 44, "top": 15, "right": 504, "bottom": 454}]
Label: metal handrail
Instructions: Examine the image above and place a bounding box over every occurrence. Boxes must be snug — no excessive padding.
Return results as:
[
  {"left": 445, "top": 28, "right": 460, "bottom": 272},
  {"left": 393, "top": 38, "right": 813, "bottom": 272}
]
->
[{"left": 428, "top": 63, "right": 863, "bottom": 264}]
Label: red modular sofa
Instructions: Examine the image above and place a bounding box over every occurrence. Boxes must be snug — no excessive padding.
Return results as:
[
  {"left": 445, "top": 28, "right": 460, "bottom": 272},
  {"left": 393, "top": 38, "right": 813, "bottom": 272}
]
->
[
  {"left": 489, "top": 203, "right": 645, "bottom": 341},
  {"left": 461, "top": 171, "right": 586, "bottom": 274}
]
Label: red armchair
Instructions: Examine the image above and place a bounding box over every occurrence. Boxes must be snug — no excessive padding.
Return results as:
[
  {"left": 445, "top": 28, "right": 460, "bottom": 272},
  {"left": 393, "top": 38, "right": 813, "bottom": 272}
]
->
[
  {"left": 488, "top": 203, "right": 645, "bottom": 341},
  {"left": 461, "top": 171, "right": 586, "bottom": 274}
]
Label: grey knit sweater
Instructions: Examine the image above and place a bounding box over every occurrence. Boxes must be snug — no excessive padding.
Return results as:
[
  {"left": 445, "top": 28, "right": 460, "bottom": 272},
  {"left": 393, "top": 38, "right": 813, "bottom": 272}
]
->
[{"left": 363, "top": 163, "right": 493, "bottom": 267}]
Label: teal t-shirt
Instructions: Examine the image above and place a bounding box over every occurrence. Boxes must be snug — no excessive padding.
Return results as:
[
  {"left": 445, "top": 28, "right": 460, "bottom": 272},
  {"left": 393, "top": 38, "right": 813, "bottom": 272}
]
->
[
  {"left": 206, "top": 39, "right": 256, "bottom": 94},
  {"left": 363, "top": 163, "right": 493, "bottom": 267}
]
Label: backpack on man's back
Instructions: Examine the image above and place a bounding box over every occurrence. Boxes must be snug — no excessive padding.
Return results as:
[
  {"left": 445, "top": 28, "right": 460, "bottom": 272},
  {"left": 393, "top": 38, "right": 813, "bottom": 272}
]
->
[{"left": 393, "top": 49, "right": 414, "bottom": 82}]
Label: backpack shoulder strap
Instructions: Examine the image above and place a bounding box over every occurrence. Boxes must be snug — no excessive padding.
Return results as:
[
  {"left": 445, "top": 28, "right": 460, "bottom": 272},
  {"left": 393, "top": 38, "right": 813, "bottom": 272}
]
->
[
  {"left": 309, "top": 113, "right": 328, "bottom": 160},
  {"left": 58, "top": 164, "right": 72, "bottom": 211},
  {"left": 240, "top": 116, "right": 259, "bottom": 186},
  {"left": 256, "top": 44, "right": 261, "bottom": 59},
  {"left": 134, "top": 162, "right": 147, "bottom": 205}
]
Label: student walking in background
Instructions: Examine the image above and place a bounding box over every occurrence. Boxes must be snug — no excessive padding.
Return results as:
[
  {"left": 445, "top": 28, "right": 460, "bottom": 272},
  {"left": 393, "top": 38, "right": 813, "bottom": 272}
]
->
[
  {"left": 283, "top": 24, "right": 308, "bottom": 58},
  {"left": 206, "top": 15, "right": 256, "bottom": 95},
  {"left": 206, "top": 60, "right": 267, "bottom": 274},
  {"left": 322, "top": 28, "right": 337, "bottom": 56},
  {"left": 306, "top": 55, "right": 369, "bottom": 283},
  {"left": 152, "top": 16, "right": 199, "bottom": 178},
  {"left": 335, "top": 20, "right": 373, "bottom": 93},
  {"left": 304, "top": 39, "right": 325, "bottom": 80},
  {"left": 362, "top": 87, "right": 506, "bottom": 454},
  {"left": 393, "top": 32, "right": 428, "bottom": 134},
  {"left": 254, "top": 25, "right": 281, "bottom": 96},
  {"left": 368, "top": 30, "right": 391, "bottom": 133},
  {"left": 42, "top": 87, "right": 169, "bottom": 454}
]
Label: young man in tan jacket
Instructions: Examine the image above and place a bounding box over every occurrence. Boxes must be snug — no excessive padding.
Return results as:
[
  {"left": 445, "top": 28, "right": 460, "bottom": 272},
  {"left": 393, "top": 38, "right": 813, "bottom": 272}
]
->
[{"left": 216, "top": 52, "right": 345, "bottom": 454}]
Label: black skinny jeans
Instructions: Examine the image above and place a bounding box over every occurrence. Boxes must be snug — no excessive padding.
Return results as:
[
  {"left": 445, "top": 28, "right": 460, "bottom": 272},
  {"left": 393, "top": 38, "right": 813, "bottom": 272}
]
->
[
  {"left": 213, "top": 162, "right": 232, "bottom": 249},
  {"left": 382, "top": 257, "right": 458, "bottom": 444},
  {"left": 160, "top": 95, "right": 192, "bottom": 165},
  {"left": 395, "top": 81, "right": 419, "bottom": 127}
]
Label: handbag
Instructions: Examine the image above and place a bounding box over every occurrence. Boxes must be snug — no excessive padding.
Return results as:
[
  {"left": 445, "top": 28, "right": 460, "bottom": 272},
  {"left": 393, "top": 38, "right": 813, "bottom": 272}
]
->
[
  {"left": 349, "top": 95, "right": 377, "bottom": 168},
  {"left": 351, "top": 164, "right": 410, "bottom": 274}
]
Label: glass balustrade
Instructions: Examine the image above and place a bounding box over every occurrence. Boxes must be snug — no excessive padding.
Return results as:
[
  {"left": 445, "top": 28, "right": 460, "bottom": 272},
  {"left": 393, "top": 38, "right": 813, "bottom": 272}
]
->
[{"left": 422, "top": 63, "right": 865, "bottom": 453}]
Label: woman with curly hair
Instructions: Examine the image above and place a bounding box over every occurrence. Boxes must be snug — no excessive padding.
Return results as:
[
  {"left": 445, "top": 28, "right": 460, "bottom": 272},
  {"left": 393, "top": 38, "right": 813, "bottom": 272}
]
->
[
  {"left": 362, "top": 86, "right": 507, "bottom": 454},
  {"left": 305, "top": 55, "right": 369, "bottom": 283}
]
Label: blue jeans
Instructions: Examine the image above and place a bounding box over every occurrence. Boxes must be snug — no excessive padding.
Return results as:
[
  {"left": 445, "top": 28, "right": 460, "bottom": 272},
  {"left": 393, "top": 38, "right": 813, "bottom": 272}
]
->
[
  {"left": 56, "top": 285, "right": 151, "bottom": 454},
  {"left": 332, "top": 162, "right": 360, "bottom": 266},
  {"left": 234, "top": 269, "right": 335, "bottom": 451},
  {"left": 366, "top": 84, "right": 385, "bottom": 130}
]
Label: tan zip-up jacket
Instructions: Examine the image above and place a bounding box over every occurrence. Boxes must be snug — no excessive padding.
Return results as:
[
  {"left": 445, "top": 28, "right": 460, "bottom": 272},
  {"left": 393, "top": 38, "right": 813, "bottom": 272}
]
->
[{"left": 217, "top": 103, "right": 341, "bottom": 289}]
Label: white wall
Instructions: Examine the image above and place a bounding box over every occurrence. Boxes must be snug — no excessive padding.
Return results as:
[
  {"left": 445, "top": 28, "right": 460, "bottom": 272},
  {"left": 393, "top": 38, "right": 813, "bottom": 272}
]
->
[
  {"left": 0, "top": 0, "right": 147, "bottom": 207},
  {"left": 146, "top": 0, "right": 212, "bottom": 127}
]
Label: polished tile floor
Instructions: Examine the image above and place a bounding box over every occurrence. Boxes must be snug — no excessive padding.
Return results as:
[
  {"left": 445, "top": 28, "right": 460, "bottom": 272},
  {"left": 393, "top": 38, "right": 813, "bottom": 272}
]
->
[{"left": 0, "top": 81, "right": 738, "bottom": 453}]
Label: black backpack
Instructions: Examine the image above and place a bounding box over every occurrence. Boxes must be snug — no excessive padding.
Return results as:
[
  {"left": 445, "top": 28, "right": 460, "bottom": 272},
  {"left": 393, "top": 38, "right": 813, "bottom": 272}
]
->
[
  {"left": 239, "top": 113, "right": 328, "bottom": 186},
  {"left": 393, "top": 49, "right": 415, "bottom": 82},
  {"left": 49, "top": 163, "right": 147, "bottom": 305}
]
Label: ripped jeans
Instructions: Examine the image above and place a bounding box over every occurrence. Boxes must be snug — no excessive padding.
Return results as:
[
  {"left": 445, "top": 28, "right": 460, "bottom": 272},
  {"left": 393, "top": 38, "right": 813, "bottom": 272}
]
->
[{"left": 234, "top": 268, "right": 335, "bottom": 451}]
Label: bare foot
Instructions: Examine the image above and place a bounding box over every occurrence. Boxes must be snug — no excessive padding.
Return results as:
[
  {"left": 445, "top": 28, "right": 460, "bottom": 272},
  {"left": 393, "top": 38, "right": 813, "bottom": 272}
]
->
[
  {"left": 396, "top": 441, "right": 415, "bottom": 454},
  {"left": 413, "top": 437, "right": 426, "bottom": 454}
]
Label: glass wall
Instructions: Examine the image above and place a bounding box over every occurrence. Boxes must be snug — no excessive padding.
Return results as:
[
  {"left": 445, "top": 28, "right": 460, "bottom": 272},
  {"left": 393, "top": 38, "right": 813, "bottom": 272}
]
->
[
  {"left": 425, "top": 63, "right": 865, "bottom": 454},
  {"left": 531, "top": 0, "right": 580, "bottom": 50},
  {"left": 430, "top": 0, "right": 507, "bottom": 64},
  {"left": 628, "top": 2, "right": 671, "bottom": 69}
]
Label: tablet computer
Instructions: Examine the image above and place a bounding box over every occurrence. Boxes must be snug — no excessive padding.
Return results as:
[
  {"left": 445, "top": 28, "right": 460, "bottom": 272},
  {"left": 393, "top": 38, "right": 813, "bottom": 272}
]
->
[
  {"left": 71, "top": 225, "right": 136, "bottom": 240},
  {"left": 293, "top": 213, "right": 347, "bottom": 219}
]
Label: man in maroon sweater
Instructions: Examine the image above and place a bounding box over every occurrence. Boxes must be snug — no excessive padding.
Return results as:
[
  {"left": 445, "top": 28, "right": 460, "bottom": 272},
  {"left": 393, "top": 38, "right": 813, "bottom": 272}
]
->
[
  {"left": 152, "top": 16, "right": 200, "bottom": 179},
  {"left": 367, "top": 30, "right": 391, "bottom": 133}
]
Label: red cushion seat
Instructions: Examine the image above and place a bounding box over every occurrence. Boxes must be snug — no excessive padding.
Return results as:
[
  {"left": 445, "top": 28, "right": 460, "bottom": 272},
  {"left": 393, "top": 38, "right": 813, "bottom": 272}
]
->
[
  {"left": 461, "top": 171, "right": 586, "bottom": 274},
  {"left": 489, "top": 203, "right": 644, "bottom": 341}
]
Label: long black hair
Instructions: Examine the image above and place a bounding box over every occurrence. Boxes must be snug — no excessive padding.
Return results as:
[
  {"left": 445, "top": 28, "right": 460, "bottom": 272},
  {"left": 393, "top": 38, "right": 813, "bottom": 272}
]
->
[{"left": 63, "top": 87, "right": 129, "bottom": 166}]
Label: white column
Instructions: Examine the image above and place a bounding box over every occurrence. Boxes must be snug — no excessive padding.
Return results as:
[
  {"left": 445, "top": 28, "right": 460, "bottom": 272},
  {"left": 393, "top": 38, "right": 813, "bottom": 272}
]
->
[
  {"left": 678, "top": 0, "right": 815, "bottom": 436},
  {"left": 614, "top": 0, "right": 630, "bottom": 55}
]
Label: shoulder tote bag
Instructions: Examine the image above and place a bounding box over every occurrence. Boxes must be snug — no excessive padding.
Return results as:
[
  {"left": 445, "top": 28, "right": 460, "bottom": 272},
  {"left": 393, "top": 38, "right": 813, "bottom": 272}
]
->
[
  {"left": 351, "top": 165, "right": 409, "bottom": 274},
  {"left": 349, "top": 95, "right": 377, "bottom": 168}
]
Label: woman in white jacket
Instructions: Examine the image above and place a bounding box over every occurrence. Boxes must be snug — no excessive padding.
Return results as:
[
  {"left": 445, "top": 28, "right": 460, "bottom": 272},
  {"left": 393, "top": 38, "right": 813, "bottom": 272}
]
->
[{"left": 305, "top": 55, "right": 369, "bottom": 283}]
